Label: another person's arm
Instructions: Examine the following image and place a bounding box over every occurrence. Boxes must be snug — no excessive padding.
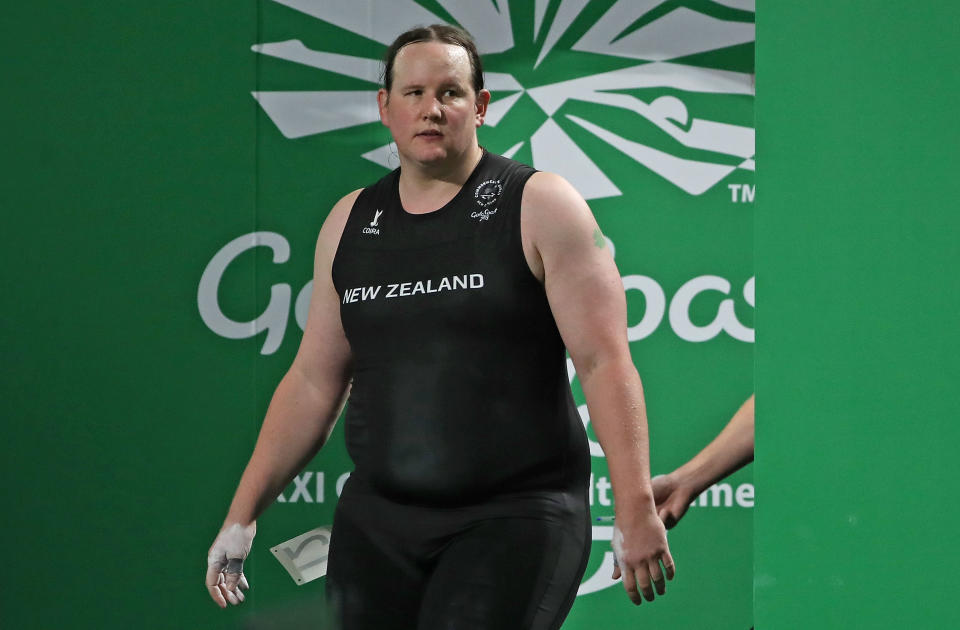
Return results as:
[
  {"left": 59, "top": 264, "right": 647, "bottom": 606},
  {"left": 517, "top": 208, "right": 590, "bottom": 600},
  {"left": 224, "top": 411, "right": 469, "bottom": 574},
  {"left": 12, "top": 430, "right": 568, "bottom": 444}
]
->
[
  {"left": 204, "top": 191, "right": 359, "bottom": 608},
  {"left": 522, "top": 172, "right": 674, "bottom": 606},
  {"left": 651, "top": 394, "right": 754, "bottom": 529}
]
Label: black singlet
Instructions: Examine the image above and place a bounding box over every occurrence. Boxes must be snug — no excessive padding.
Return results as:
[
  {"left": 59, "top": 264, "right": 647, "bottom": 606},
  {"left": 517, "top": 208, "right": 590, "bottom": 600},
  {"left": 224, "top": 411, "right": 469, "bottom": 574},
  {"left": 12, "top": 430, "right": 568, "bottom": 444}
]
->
[
  {"left": 326, "top": 151, "right": 592, "bottom": 630},
  {"left": 331, "top": 150, "right": 590, "bottom": 505}
]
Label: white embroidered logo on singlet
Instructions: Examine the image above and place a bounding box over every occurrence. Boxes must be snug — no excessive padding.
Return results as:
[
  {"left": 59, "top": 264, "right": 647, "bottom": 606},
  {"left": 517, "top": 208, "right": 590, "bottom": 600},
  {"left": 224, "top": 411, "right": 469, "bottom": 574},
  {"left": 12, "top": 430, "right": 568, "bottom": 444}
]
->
[
  {"left": 363, "top": 209, "right": 383, "bottom": 235},
  {"left": 470, "top": 208, "right": 497, "bottom": 221},
  {"left": 472, "top": 180, "right": 502, "bottom": 222},
  {"left": 474, "top": 180, "right": 501, "bottom": 208}
]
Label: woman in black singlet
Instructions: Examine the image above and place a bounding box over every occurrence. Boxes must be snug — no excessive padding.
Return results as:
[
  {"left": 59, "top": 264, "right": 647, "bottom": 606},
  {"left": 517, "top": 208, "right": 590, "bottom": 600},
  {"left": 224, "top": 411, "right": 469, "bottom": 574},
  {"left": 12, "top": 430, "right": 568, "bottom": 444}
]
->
[{"left": 205, "top": 25, "right": 675, "bottom": 630}]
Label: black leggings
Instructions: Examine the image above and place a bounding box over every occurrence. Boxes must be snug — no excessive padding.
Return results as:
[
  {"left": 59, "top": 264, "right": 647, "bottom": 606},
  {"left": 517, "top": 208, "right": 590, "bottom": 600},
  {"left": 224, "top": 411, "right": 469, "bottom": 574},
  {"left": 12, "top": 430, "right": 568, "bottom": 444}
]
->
[{"left": 326, "top": 478, "right": 590, "bottom": 630}]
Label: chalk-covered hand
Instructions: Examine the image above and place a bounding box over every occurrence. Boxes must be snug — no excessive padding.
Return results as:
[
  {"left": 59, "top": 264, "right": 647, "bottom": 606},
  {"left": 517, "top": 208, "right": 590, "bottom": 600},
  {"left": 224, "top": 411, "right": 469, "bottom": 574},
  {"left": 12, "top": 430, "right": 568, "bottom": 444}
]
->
[
  {"left": 206, "top": 522, "right": 255, "bottom": 608},
  {"left": 610, "top": 511, "right": 676, "bottom": 605}
]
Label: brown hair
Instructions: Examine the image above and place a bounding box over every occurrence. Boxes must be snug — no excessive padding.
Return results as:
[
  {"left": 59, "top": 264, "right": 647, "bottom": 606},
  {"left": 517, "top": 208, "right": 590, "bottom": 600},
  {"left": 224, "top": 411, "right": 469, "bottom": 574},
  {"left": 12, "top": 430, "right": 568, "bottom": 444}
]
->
[{"left": 382, "top": 24, "right": 484, "bottom": 95}]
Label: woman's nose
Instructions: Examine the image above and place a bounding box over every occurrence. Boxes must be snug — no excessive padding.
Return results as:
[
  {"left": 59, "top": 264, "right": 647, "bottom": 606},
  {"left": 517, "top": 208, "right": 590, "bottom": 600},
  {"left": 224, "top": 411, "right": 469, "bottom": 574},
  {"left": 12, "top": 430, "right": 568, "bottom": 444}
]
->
[{"left": 421, "top": 96, "right": 442, "bottom": 120}]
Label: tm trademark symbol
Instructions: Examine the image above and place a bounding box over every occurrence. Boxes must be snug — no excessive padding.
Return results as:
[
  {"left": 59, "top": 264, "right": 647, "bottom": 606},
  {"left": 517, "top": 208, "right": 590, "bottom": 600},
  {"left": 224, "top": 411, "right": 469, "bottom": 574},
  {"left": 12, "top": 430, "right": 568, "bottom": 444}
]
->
[{"left": 728, "top": 183, "right": 755, "bottom": 203}]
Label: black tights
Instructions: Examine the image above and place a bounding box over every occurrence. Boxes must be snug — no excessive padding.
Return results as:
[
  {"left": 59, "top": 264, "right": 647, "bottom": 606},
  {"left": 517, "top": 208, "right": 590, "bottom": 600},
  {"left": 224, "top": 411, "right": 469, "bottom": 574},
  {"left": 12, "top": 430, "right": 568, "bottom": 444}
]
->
[{"left": 326, "top": 479, "right": 590, "bottom": 630}]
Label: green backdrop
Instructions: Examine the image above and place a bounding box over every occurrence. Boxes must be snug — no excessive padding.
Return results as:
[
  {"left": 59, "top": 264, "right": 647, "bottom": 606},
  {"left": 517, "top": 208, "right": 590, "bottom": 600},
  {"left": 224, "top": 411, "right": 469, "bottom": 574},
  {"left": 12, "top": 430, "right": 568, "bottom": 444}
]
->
[
  {"left": 3, "top": 1, "right": 753, "bottom": 628},
  {"left": 755, "top": 1, "right": 960, "bottom": 628}
]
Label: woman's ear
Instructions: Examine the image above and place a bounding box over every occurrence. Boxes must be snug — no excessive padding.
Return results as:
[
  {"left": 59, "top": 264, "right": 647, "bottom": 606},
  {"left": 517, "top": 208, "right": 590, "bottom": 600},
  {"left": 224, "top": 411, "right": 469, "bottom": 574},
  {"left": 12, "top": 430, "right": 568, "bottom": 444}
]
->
[
  {"left": 474, "top": 89, "right": 491, "bottom": 127},
  {"left": 377, "top": 88, "right": 391, "bottom": 127}
]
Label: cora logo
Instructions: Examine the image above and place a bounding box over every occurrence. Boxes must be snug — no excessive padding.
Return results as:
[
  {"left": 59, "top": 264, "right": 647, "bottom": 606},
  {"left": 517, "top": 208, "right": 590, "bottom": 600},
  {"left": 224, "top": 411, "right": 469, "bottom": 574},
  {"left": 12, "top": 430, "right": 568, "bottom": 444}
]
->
[{"left": 198, "top": 232, "right": 753, "bottom": 354}]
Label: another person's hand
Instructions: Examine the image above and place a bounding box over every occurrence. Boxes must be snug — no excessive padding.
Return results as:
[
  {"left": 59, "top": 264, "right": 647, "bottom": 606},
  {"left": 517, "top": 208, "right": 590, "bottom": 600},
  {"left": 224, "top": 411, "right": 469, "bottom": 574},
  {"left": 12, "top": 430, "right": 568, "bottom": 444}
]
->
[
  {"left": 610, "top": 510, "right": 676, "bottom": 605},
  {"left": 651, "top": 473, "right": 697, "bottom": 529},
  {"left": 206, "top": 522, "right": 256, "bottom": 608},
  {"left": 652, "top": 395, "right": 754, "bottom": 531}
]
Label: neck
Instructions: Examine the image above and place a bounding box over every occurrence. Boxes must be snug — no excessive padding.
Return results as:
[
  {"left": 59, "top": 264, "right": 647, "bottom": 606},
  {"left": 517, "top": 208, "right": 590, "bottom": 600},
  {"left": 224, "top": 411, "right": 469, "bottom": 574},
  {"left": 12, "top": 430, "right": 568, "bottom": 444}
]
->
[
  {"left": 396, "top": 144, "right": 484, "bottom": 214},
  {"left": 399, "top": 143, "right": 484, "bottom": 191}
]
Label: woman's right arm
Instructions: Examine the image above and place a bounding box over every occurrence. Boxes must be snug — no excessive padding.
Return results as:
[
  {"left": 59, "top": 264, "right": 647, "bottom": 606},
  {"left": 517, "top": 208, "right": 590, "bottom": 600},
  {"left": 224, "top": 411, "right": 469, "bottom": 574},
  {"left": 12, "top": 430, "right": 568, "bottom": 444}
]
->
[{"left": 205, "top": 190, "right": 361, "bottom": 608}]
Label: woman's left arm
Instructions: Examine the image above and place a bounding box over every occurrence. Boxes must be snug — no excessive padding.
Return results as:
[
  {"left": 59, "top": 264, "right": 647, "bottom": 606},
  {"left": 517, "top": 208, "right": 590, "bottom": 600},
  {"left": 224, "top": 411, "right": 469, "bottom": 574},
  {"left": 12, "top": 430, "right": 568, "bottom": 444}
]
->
[{"left": 522, "top": 172, "right": 676, "bottom": 606}]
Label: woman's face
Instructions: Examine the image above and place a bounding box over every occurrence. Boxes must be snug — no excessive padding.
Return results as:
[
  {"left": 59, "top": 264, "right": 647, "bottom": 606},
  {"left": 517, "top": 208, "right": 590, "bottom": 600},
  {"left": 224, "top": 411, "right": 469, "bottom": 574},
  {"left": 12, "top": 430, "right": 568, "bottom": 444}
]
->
[{"left": 378, "top": 41, "right": 490, "bottom": 169}]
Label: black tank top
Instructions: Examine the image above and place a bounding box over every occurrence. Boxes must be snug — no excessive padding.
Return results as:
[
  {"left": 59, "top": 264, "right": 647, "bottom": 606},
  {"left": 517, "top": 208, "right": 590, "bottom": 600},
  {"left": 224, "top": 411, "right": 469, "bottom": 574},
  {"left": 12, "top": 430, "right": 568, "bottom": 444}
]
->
[{"left": 332, "top": 151, "right": 589, "bottom": 506}]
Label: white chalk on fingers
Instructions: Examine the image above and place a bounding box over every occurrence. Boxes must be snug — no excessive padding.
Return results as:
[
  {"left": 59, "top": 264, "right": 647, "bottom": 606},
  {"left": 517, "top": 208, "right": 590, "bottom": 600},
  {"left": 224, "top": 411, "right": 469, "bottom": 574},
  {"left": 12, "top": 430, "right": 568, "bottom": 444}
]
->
[{"left": 222, "top": 584, "right": 239, "bottom": 605}]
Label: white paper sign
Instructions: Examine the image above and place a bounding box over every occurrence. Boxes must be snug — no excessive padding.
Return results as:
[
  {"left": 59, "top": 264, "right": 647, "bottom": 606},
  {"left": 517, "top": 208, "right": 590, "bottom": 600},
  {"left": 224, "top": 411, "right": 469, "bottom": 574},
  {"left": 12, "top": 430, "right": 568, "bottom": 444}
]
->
[{"left": 269, "top": 525, "right": 332, "bottom": 585}]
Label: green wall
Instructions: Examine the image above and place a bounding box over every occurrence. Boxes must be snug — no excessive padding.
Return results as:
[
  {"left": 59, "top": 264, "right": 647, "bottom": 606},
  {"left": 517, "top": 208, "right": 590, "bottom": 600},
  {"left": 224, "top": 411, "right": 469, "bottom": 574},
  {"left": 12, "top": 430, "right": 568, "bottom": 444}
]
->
[
  {"left": 755, "top": 1, "right": 960, "bottom": 627},
  {"left": 3, "top": 2, "right": 258, "bottom": 628}
]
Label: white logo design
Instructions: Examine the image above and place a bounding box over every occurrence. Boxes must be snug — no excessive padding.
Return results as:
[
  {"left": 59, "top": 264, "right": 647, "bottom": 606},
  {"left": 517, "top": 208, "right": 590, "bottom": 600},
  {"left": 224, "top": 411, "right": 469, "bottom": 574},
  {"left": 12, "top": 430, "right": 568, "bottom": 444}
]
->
[
  {"left": 470, "top": 208, "right": 497, "bottom": 222},
  {"left": 363, "top": 209, "right": 382, "bottom": 235},
  {"left": 250, "top": 0, "right": 755, "bottom": 198},
  {"left": 474, "top": 179, "right": 502, "bottom": 208}
]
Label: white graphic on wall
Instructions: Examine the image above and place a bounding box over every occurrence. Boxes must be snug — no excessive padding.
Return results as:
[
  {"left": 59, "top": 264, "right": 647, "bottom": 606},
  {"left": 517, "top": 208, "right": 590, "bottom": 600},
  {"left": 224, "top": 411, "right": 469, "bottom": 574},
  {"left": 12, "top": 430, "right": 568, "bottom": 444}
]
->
[
  {"left": 251, "top": 0, "right": 755, "bottom": 198},
  {"left": 572, "top": 1, "right": 754, "bottom": 61},
  {"left": 198, "top": 232, "right": 291, "bottom": 356},
  {"left": 527, "top": 62, "right": 755, "bottom": 195},
  {"left": 535, "top": 0, "right": 590, "bottom": 68}
]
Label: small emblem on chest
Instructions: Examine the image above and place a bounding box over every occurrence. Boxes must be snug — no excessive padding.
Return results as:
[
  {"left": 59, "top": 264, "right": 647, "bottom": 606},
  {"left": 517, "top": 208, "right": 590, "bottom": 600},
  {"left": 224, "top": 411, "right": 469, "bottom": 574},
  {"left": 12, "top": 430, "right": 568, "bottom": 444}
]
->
[
  {"left": 474, "top": 179, "right": 502, "bottom": 209},
  {"left": 362, "top": 209, "right": 383, "bottom": 235},
  {"left": 470, "top": 208, "right": 498, "bottom": 221},
  {"left": 472, "top": 179, "right": 502, "bottom": 222}
]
